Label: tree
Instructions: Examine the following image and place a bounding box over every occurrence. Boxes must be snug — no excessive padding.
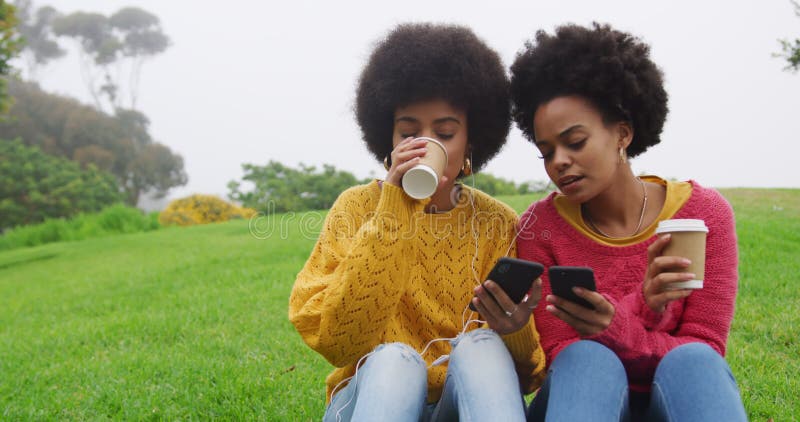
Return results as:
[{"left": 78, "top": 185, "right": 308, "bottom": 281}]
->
[
  {"left": 50, "top": 11, "right": 119, "bottom": 110},
  {"left": 468, "top": 172, "right": 521, "bottom": 196},
  {"left": 0, "top": 79, "right": 188, "bottom": 206},
  {"left": 777, "top": 0, "right": 800, "bottom": 72},
  {"left": 125, "top": 142, "right": 187, "bottom": 205},
  {"left": 51, "top": 6, "right": 169, "bottom": 111},
  {"left": 228, "top": 161, "right": 365, "bottom": 213},
  {"left": 0, "top": 139, "right": 123, "bottom": 230},
  {"left": 0, "top": 1, "right": 21, "bottom": 115},
  {"left": 516, "top": 179, "right": 553, "bottom": 194},
  {"left": 109, "top": 7, "right": 169, "bottom": 110},
  {"left": 228, "top": 161, "right": 553, "bottom": 213},
  {"left": 14, "top": 0, "right": 65, "bottom": 80}
]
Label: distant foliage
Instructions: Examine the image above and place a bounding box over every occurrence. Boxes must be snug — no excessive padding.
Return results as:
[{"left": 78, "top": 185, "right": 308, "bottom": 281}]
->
[
  {"left": 227, "top": 161, "right": 551, "bottom": 213},
  {"left": 228, "top": 161, "right": 366, "bottom": 213},
  {"left": 0, "top": 79, "right": 187, "bottom": 205},
  {"left": 777, "top": 0, "right": 800, "bottom": 72},
  {"left": 0, "top": 1, "right": 21, "bottom": 115},
  {"left": 14, "top": 0, "right": 65, "bottom": 80},
  {"left": 0, "top": 204, "right": 160, "bottom": 250},
  {"left": 468, "top": 172, "right": 551, "bottom": 196},
  {"left": 159, "top": 194, "right": 256, "bottom": 227},
  {"left": 779, "top": 39, "right": 800, "bottom": 71},
  {"left": 0, "top": 139, "right": 123, "bottom": 230},
  {"left": 14, "top": 1, "right": 170, "bottom": 111}
]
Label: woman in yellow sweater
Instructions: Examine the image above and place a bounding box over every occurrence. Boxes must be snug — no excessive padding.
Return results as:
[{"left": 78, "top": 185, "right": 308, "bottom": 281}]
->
[{"left": 289, "top": 23, "right": 545, "bottom": 421}]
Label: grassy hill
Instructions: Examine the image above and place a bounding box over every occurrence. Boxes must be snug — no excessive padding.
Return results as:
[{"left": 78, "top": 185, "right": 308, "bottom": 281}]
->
[{"left": 1, "top": 189, "right": 798, "bottom": 420}]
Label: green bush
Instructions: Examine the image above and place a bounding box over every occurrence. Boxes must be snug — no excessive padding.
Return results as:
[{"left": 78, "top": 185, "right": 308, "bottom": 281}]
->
[
  {"left": 0, "top": 204, "right": 160, "bottom": 250},
  {"left": 0, "top": 139, "right": 124, "bottom": 230}
]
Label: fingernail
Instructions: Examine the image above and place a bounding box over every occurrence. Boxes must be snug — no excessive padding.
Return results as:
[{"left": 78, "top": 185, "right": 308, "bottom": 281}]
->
[
  {"left": 572, "top": 287, "right": 582, "bottom": 294},
  {"left": 686, "top": 273, "right": 696, "bottom": 280},
  {"left": 681, "top": 258, "right": 692, "bottom": 265},
  {"left": 546, "top": 295, "right": 555, "bottom": 303},
  {"left": 546, "top": 305, "right": 556, "bottom": 312}
]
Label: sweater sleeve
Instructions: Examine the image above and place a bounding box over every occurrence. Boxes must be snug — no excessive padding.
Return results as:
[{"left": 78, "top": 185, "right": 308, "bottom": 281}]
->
[
  {"left": 288, "top": 183, "right": 425, "bottom": 367},
  {"left": 517, "top": 202, "right": 577, "bottom": 369},
  {"left": 501, "top": 319, "right": 547, "bottom": 393},
  {"left": 587, "top": 191, "right": 738, "bottom": 385},
  {"left": 498, "top": 235, "right": 547, "bottom": 394}
]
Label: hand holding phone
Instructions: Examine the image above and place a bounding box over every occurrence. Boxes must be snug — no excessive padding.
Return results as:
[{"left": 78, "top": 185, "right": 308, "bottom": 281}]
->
[
  {"left": 548, "top": 266, "right": 597, "bottom": 310},
  {"left": 469, "top": 257, "right": 544, "bottom": 311}
]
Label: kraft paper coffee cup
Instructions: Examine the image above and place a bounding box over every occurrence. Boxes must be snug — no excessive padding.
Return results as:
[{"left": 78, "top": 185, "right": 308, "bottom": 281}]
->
[
  {"left": 655, "top": 219, "right": 708, "bottom": 289},
  {"left": 402, "top": 137, "right": 448, "bottom": 199}
]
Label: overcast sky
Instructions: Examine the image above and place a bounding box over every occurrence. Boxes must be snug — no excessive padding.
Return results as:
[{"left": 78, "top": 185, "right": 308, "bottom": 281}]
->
[{"left": 22, "top": 0, "right": 800, "bottom": 199}]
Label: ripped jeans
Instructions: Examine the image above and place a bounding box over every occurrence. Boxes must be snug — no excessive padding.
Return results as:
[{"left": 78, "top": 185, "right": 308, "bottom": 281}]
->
[{"left": 323, "top": 329, "right": 526, "bottom": 422}]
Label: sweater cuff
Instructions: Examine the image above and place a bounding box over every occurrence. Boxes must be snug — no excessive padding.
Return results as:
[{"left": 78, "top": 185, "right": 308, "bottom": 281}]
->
[
  {"left": 501, "top": 318, "right": 538, "bottom": 363},
  {"left": 585, "top": 293, "right": 625, "bottom": 348},
  {"left": 636, "top": 290, "right": 665, "bottom": 330}
]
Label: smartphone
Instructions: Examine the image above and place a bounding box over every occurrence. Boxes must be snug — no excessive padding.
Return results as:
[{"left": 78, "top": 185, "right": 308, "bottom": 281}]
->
[
  {"left": 548, "top": 266, "right": 597, "bottom": 310},
  {"left": 469, "top": 257, "right": 544, "bottom": 311}
]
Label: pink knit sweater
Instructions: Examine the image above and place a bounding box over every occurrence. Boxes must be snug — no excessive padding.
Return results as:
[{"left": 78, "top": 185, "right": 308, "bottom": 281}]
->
[{"left": 517, "top": 181, "right": 738, "bottom": 392}]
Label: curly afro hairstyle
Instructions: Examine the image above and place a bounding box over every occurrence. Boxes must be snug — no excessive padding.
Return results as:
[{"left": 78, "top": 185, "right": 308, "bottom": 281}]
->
[
  {"left": 510, "top": 23, "right": 668, "bottom": 158},
  {"left": 356, "top": 23, "right": 510, "bottom": 174}
]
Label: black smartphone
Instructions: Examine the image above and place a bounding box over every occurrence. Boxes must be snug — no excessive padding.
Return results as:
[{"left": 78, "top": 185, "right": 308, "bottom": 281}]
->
[
  {"left": 469, "top": 257, "right": 544, "bottom": 311},
  {"left": 548, "top": 266, "right": 597, "bottom": 310}
]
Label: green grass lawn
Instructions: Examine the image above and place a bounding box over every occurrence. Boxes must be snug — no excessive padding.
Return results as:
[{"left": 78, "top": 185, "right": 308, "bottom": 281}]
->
[{"left": 1, "top": 189, "right": 798, "bottom": 420}]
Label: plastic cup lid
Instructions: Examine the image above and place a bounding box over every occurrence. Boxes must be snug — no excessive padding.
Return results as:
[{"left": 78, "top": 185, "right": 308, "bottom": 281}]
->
[
  {"left": 402, "top": 165, "right": 438, "bottom": 199},
  {"left": 655, "top": 219, "right": 709, "bottom": 234}
]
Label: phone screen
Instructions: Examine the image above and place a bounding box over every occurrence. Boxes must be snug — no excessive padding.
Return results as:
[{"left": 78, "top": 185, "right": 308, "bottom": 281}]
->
[
  {"left": 469, "top": 257, "right": 544, "bottom": 311},
  {"left": 548, "top": 266, "right": 597, "bottom": 310}
]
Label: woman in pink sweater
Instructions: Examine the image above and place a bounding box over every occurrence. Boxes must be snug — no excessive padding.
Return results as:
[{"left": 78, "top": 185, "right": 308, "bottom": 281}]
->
[{"left": 509, "top": 23, "right": 747, "bottom": 421}]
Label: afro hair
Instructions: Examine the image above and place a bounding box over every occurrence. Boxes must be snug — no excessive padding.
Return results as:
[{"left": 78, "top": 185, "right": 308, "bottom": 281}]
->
[
  {"left": 355, "top": 23, "right": 510, "bottom": 173},
  {"left": 510, "top": 23, "right": 668, "bottom": 157}
]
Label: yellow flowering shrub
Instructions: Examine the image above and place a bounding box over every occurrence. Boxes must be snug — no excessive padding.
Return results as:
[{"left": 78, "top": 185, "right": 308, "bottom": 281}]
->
[{"left": 158, "top": 194, "right": 257, "bottom": 227}]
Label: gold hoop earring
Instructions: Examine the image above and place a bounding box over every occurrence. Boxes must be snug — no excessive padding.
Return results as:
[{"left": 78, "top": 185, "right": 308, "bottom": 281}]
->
[
  {"left": 462, "top": 157, "right": 472, "bottom": 176},
  {"left": 619, "top": 147, "right": 627, "bottom": 164},
  {"left": 383, "top": 155, "right": 390, "bottom": 171}
]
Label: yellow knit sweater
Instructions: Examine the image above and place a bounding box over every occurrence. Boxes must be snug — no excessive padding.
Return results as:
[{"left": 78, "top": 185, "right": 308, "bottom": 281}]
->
[{"left": 288, "top": 181, "right": 546, "bottom": 403}]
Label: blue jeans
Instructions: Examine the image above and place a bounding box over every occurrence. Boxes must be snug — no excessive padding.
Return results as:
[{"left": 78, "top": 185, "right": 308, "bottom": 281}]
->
[
  {"left": 323, "top": 329, "right": 526, "bottom": 422},
  {"left": 527, "top": 340, "right": 747, "bottom": 422}
]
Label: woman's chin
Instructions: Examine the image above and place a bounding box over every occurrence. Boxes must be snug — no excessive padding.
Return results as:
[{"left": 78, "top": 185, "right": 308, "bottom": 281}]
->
[{"left": 559, "top": 189, "right": 592, "bottom": 204}]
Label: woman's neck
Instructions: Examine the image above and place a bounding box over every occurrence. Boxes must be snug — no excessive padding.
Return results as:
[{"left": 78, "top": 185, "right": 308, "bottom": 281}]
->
[
  {"left": 426, "top": 182, "right": 459, "bottom": 213},
  {"left": 582, "top": 167, "right": 647, "bottom": 237}
]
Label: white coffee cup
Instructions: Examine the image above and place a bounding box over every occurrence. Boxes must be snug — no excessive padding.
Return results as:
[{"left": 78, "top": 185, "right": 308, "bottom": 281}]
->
[
  {"left": 655, "top": 219, "right": 709, "bottom": 289},
  {"left": 401, "top": 137, "right": 448, "bottom": 199}
]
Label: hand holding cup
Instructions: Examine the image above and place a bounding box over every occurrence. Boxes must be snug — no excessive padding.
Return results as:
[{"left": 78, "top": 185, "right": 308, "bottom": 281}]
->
[
  {"left": 385, "top": 137, "right": 430, "bottom": 187},
  {"left": 643, "top": 219, "right": 709, "bottom": 313},
  {"left": 386, "top": 137, "right": 449, "bottom": 199}
]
